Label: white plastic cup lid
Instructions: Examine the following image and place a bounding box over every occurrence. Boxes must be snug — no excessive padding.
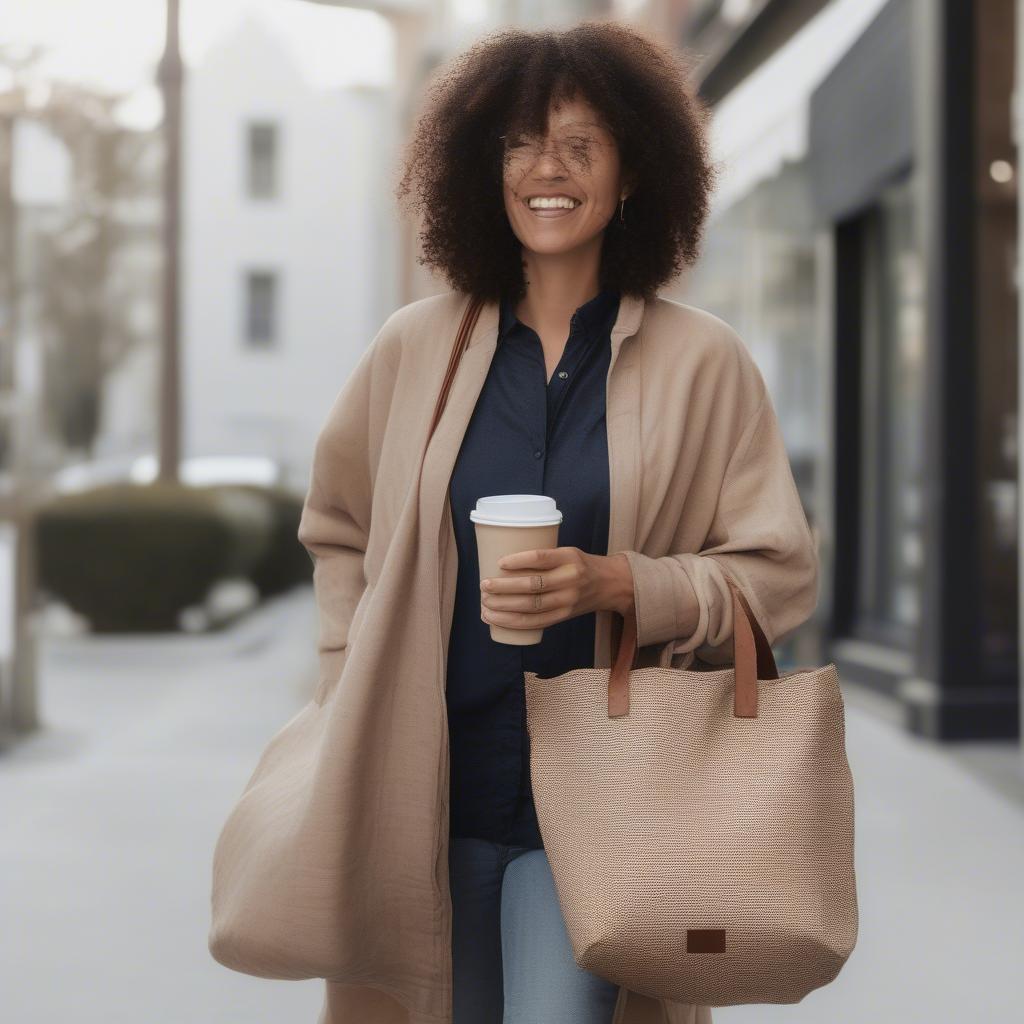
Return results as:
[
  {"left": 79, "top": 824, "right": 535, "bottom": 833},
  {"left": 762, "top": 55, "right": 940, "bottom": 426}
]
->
[{"left": 469, "top": 494, "right": 563, "bottom": 527}]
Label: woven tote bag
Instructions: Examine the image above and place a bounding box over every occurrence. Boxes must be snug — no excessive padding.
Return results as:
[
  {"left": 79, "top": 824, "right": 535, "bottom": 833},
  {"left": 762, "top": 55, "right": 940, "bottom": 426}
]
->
[{"left": 523, "top": 586, "right": 858, "bottom": 1007}]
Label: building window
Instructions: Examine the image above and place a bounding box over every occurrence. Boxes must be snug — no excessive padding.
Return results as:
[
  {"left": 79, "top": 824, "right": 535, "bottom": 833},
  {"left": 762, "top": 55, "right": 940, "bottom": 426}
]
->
[
  {"left": 246, "top": 121, "right": 278, "bottom": 199},
  {"left": 244, "top": 270, "right": 278, "bottom": 347}
]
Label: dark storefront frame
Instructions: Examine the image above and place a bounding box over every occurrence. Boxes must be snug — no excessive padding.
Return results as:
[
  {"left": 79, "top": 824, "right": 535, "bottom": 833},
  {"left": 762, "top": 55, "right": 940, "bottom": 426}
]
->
[{"left": 810, "top": 0, "right": 1019, "bottom": 739}]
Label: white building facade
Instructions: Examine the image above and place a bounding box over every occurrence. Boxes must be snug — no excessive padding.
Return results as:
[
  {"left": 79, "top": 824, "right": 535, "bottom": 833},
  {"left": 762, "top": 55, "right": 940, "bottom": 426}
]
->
[{"left": 182, "top": 9, "right": 398, "bottom": 489}]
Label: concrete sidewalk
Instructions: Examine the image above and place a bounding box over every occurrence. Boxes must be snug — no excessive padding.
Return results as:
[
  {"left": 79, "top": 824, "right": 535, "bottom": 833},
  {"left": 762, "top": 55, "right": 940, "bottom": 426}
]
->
[
  {"left": 1, "top": 587, "right": 325, "bottom": 1023},
  {"left": 717, "top": 681, "right": 1024, "bottom": 1024},
  {"left": 2, "top": 593, "right": 1022, "bottom": 1022}
]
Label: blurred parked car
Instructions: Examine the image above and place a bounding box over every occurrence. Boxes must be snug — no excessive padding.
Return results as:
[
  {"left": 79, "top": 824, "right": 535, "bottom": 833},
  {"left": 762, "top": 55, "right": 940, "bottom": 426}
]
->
[{"left": 51, "top": 454, "right": 284, "bottom": 494}]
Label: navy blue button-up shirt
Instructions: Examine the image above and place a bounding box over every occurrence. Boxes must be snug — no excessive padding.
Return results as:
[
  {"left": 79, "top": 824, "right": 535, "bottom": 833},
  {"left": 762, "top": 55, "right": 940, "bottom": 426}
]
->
[{"left": 445, "top": 285, "right": 621, "bottom": 849}]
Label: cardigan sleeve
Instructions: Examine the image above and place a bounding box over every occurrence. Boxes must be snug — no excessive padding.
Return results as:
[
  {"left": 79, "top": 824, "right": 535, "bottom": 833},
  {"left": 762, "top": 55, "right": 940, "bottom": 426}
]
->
[
  {"left": 296, "top": 329, "right": 396, "bottom": 698},
  {"left": 619, "top": 379, "right": 819, "bottom": 666}
]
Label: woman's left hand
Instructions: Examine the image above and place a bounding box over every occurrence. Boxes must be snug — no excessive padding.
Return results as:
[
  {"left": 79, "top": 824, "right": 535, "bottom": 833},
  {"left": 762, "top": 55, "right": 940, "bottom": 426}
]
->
[{"left": 480, "top": 547, "right": 635, "bottom": 629}]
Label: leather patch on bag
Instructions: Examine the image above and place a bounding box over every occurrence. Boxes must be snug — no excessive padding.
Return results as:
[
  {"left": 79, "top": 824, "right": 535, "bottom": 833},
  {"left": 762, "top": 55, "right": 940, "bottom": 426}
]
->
[{"left": 687, "top": 929, "right": 725, "bottom": 953}]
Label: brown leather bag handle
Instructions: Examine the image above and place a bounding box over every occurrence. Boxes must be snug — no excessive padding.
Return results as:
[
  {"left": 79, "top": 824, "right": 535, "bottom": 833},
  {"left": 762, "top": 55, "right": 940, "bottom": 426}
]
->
[
  {"left": 607, "top": 577, "right": 778, "bottom": 720},
  {"left": 429, "top": 294, "right": 485, "bottom": 439}
]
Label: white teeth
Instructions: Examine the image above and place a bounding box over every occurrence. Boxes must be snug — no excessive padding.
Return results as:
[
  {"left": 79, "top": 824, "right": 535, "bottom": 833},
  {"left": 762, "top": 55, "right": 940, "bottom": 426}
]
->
[{"left": 528, "top": 196, "right": 580, "bottom": 210}]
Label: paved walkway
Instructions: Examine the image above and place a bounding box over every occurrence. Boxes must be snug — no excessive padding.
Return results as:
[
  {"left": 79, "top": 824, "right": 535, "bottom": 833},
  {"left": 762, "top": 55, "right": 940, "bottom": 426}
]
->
[
  {"left": 1, "top": 592, "right": 1022, "bottom": 1022},
  {"left": 1, "top": 588, "right": 325, "bottom": 1022}
]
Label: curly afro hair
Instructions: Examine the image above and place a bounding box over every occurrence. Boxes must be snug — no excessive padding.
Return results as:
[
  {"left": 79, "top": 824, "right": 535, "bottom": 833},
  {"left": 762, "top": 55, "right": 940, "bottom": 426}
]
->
[{"left": 394, "top": 20, "right": 719, "bottom": 305}]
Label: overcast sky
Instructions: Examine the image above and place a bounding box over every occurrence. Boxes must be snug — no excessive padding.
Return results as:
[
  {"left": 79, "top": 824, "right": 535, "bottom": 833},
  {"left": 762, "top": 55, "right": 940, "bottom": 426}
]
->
[{"left": 3, "top": 0, "right": 393, "bottom": 127}]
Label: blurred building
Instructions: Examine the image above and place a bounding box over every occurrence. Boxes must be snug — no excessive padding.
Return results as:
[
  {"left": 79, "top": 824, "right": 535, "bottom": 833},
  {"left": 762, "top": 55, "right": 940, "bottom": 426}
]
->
[
  {"left": 670, "top": 0, "right": 1020, "bottom": 746},
  {"left": 182, "top": 7, "right": 398, "bottom": 490}
]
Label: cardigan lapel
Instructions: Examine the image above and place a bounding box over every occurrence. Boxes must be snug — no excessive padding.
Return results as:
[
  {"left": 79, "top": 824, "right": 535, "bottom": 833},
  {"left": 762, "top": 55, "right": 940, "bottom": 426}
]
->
[{"left": 599, "top": 291, "right": 646, "bottom": 669}]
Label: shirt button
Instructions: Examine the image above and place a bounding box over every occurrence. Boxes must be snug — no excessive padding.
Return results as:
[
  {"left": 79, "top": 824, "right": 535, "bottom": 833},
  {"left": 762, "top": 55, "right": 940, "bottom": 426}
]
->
[
  {"left": 533, "top": 449, "right": 543, "bottom": 459},
  {"left": 557, "top": 370, "right": 568, "bottom": 379}
]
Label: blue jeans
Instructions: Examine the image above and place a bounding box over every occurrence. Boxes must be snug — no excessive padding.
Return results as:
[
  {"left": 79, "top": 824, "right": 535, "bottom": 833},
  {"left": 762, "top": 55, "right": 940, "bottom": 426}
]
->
[{"left": 449, "top": 836, "right": 621, "bottom": 1024}]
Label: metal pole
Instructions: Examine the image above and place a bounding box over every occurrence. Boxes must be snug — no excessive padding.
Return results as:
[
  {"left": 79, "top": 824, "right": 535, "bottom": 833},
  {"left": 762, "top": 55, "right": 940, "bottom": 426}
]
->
[{"left": 157, "top": 0, "right": 182, "bottom": 482}]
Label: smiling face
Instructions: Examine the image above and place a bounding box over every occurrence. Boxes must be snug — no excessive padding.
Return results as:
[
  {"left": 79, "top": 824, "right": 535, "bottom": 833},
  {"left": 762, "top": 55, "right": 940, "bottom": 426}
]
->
[{"left": 501, "top": 94, "right": 631, "bottom": 258}]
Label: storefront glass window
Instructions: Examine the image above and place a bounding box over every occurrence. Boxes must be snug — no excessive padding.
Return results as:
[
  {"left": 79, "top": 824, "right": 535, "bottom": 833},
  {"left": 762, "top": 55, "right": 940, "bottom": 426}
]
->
[
  {"left": 680, "top": 160, "right": 820, "bottom": 518},
  {"left": 855, "top": 175, "right": 924, "bottom": 646}
]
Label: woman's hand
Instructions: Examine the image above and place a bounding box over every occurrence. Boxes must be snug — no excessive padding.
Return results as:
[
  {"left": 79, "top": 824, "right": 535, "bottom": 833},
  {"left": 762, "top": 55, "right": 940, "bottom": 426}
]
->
[{"left": 480, "top": 547, "right": 635, "bottom": 630}]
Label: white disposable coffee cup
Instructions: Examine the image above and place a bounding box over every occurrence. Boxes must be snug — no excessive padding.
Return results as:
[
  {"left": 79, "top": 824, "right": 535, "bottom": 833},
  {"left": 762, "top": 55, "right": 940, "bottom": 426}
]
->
[{"left": 470, "top": 494, "right": 563, "bottom": 645}]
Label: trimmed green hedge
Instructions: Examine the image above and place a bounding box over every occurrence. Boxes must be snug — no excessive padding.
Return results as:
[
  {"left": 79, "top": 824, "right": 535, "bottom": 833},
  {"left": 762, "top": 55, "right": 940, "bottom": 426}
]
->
[
  {"left": 35, "top": 480, "right": 277, "bottom": 633},
  {"left": 218, "top": 482, "right": 310, "bottom": 597}
]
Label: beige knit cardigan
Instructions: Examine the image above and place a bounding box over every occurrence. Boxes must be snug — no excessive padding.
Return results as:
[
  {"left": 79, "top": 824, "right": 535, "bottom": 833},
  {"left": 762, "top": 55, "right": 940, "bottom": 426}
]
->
[{"left": 208, "top": 288, "right": 820, "bottom": 1024}]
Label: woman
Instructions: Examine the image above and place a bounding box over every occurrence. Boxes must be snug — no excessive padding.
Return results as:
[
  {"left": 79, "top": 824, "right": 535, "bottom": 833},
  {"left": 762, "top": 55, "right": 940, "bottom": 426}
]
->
[
  {"left": 209, "top": 20, "right": 819, "bottom": 1024},
  {"left": 395, "top": 21, "right": 718, "bottom": 1024}
]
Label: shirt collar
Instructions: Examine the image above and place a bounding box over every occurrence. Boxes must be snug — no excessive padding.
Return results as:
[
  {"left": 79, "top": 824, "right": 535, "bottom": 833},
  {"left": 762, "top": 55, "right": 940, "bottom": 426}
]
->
[{"left": 498, "top": 285, "right": 621, "bottom": 343}]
